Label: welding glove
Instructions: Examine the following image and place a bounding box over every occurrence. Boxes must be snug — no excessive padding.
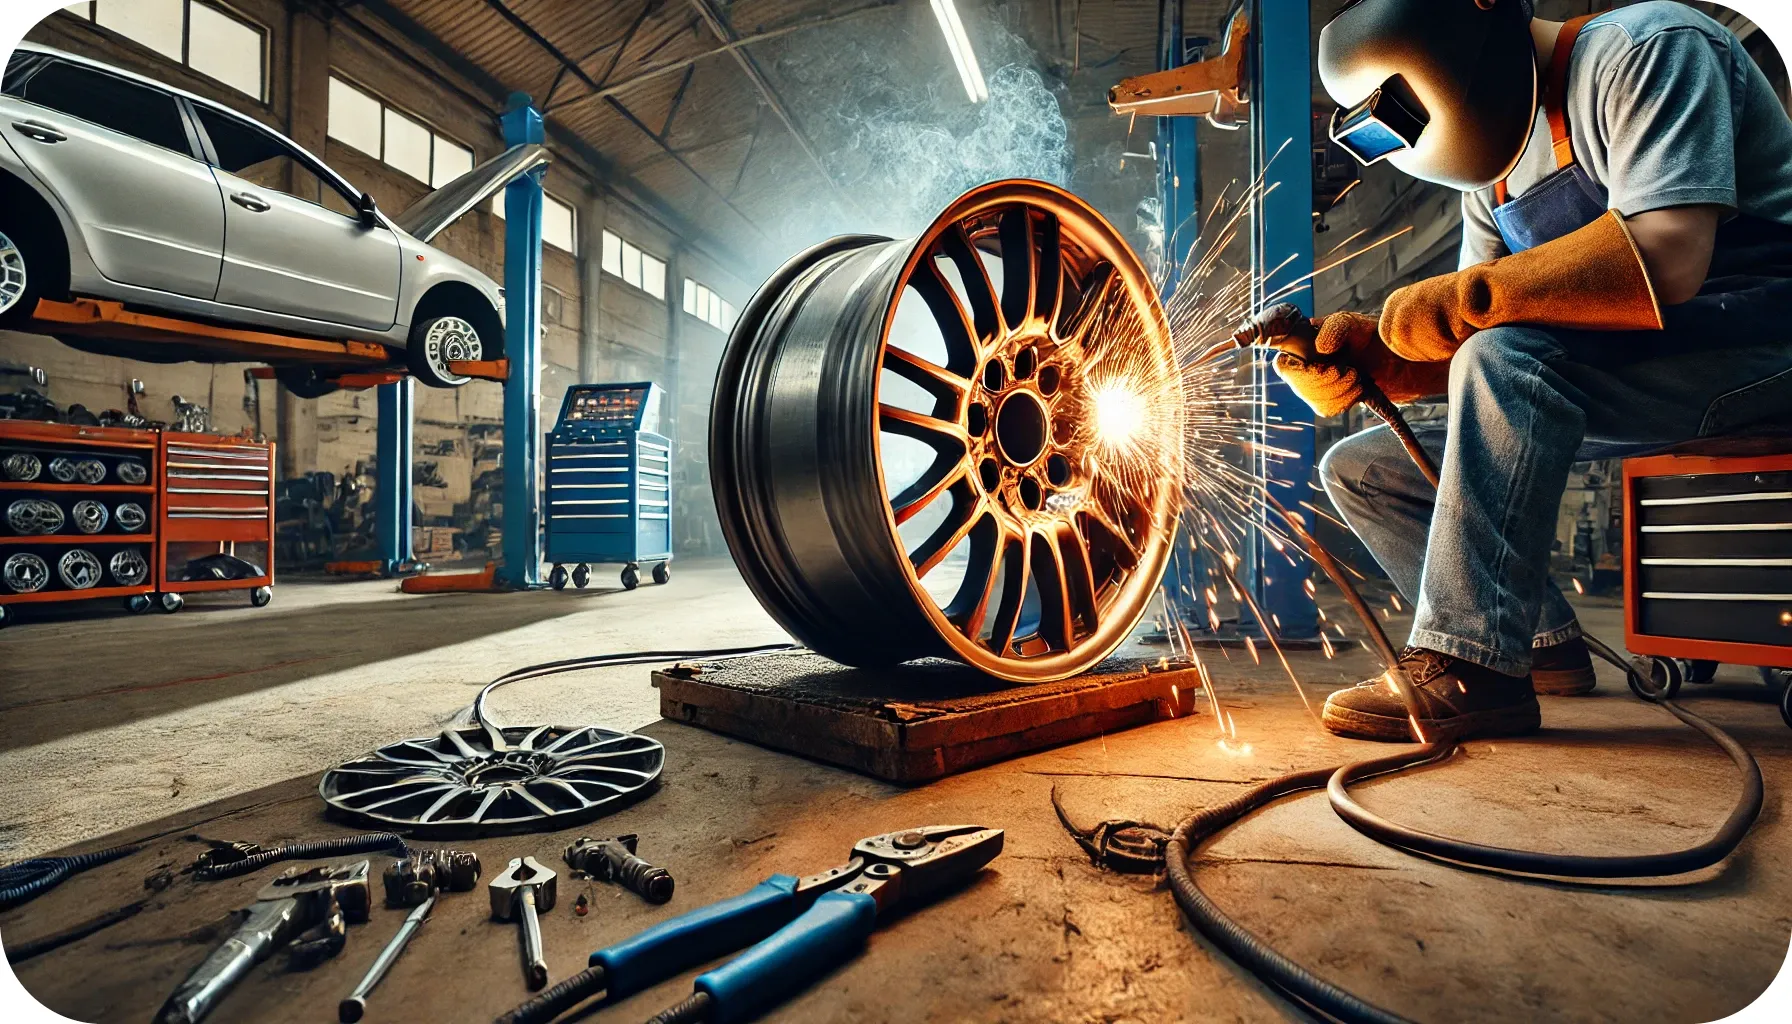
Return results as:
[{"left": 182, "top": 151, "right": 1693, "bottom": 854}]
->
[
  {"left": 1380, "top": 210, "right": 1664, "bottom": 363},
  {"left": 1272, "top": 311, "right": 1451, "bottom": 418}
]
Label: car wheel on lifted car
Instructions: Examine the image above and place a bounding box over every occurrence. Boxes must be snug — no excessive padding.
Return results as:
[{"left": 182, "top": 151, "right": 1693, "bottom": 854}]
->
[
  {"left": 0, "top": 223, "right": 51, "bottom": 328},
  {"left": 407, "top": 313, "right": 483, "bottom": 388}
]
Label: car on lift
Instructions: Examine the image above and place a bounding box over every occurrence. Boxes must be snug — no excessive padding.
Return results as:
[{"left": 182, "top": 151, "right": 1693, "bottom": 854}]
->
[{"left": 0, "top": 42, "right": 504, "bottom": 394}]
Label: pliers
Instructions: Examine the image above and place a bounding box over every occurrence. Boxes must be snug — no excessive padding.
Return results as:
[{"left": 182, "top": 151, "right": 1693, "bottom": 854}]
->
[{"left": 494, "top": 824, "right": 1004, "bottom": 1024}]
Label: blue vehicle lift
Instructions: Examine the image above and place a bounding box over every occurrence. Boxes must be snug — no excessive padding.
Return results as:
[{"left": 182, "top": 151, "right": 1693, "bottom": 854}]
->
[
  {"left": 373, "top": 93, "right": 547, "bottom": 588},
  {"left": 543, "top": 382, "right": 673, "bottom": 591}
]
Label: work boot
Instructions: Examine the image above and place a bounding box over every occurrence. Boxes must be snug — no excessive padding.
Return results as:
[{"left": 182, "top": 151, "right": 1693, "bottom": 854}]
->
[
  {"left": 1322, "top": 647, "right": 1541, "bottom": 742},
  {"left": 1531, "top": 635, "right": 1597, "bottom": 695}
]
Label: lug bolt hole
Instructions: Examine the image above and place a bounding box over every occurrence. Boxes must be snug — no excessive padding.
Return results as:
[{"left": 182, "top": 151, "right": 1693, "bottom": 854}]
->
[
  {"left": 1014, "top": 346, "right": 1037, "bottom": 380},
  {"left": 1018, "top": 477, "right": 1043, "bottom": 511},
  {"left": 979, "top": 458, "right": 1001, "bottom": 492},
  {"left": 1037, "top": 365, "right": 1060, "bottom": 396},
  {"left": 1046, "top": 453, "right": 1072, "bottom": 487},
  {"left": 982, "top": 360, "right": 1007, "bottom": 391},
  {"left": 967, "top": 402, "right": 989, "bottom": 437}
]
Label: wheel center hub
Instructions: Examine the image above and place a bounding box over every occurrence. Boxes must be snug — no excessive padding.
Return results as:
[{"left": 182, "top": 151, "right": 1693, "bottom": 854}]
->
[{"left": 995, "top": 390, "right": 1048, "bottom": 467}]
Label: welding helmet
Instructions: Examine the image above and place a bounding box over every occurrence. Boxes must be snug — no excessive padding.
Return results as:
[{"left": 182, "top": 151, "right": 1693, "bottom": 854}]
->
[{"left": 1318, "top": 0, "right": 1537, "bottom": 191}]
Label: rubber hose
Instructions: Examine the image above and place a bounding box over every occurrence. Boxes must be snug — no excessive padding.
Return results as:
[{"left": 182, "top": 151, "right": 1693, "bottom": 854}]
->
[
  {"left": 191, "top": 832, "right": 410, "bottom": 881},
  {"left": 643, "top": 990, "right": 711, "bottom": 1024},
  {"left": 0, "top": 842, "right": 144, "bottom": 910}
]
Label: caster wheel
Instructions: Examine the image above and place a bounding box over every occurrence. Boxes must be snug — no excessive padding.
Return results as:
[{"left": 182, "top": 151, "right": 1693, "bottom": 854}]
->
[
  {"left": 1763, "top": 667, "right": 1792, "bottom": 692},
  {"left": 549, "top": 565, "right": 568, "bottom": 590},
  {"left": 621, "top": 566, "right": 640, "bottom": 591},
  {"left": 1680, "top": 659, "right": 1719, "bottom": 684},
  {"left": 1627, "top": 655, "right": 1682, "bottom": 702},
  {"left": 124, "top": 595, "right": 152, "bottom": 614},
  {"left": 157, "top": 592, "right": 184, "bottom": 614},
  {"left": 572, "top": 564, "right": 590, "bottom": 589},
  {"left": 652, "top": 562, "right": 670, "bottom": 585},
  {"left": 250, "top": 586, "right": 272, "bottom": 608},
  {"left": 0, "top": 605, "right": 10, "bottom": 628},
  {"left": 1781, "top": 681, "right": 1792, "bottom": 730}
]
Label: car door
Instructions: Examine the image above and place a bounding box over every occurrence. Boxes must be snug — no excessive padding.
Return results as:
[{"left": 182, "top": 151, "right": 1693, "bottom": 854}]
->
[
  {"left": 2, "top": 59, "right": 224, "bottom": 300},
  {"left": 191, "top": 104, "right": 401, "bottom": 331}
]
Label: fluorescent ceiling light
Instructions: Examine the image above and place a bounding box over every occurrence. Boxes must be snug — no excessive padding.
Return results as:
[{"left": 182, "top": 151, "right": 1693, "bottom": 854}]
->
[{"left": 931, "top": 0, "right": 988, "bottom": 103}]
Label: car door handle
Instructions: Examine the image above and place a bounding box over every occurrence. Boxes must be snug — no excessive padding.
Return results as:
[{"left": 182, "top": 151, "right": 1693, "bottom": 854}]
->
[
  {"left": 11, "top": 120, "right": 67, "bottom": 144},
  {"left": 230, "top": 192, "right": 271, "bottom": 213}
]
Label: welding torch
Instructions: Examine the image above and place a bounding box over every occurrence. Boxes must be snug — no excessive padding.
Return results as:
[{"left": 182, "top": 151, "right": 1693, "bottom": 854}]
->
[{"left": 1231, "top": 302, "right": 1441, "bottom": 741}]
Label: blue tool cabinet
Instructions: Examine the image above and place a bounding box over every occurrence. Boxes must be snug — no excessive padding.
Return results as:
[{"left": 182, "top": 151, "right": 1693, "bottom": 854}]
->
[{"left": 544, "top": 382, "right": 672, "bottom": 591}]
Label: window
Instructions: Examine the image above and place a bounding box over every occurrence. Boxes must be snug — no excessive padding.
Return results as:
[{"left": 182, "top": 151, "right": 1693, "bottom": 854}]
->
[
  {"left": 67, "top": 1, "right": 267, "bottom": 101},
  {"left": 599, "top": 229, "right": 664, "bottom": 298},
  {"left": 542, "top": 194, "right": 576, "bottom": 254},
  {"left": 327, "top": 76, "right": 473, "bottom": 188},
  {"left": 682, "top": 277, "right": 736, "bottom": 331},
  {"left": 22, "top": 61, "right": 191, "bottom": 155},
  {"left": 195, "top": 105, "right": 358, "bottom": 218}
]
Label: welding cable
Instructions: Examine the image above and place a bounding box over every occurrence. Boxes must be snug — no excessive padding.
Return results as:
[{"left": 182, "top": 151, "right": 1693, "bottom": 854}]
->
[
  {"left": 470, "top": 643, "right": 802, "bottom": 730},
  {"left": 188, "top": 832, "right": 411, "bottom": 881},
  {"left": 0, "top": 842, "right": 145, "bottom": 911}
]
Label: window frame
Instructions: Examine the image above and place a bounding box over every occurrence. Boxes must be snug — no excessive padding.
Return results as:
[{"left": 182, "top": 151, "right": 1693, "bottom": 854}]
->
[
  {"left": 189, "top": 100, "right": 365, "bottom": 221},
  {"left": 17, "top": 58, "right": 203, "bottom": 160},
  {"left": 598, "top": 228, "right": 666, "bottom": 300},
  {"left": 62, "top": 1, "right": 269, "bottom": 103},
  {"left": 325, "top": 74, "right": 476, "bottom": 191}
]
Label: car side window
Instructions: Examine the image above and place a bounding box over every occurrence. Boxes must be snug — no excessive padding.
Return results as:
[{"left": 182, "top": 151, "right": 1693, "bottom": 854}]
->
[
  {"left": 3, "top": 52, "right": 42, "bottom": 96},
  {"left": 20, "top": 61, "right": 191, "bottom": 156},
  {"left": 194, "top": 106, "right": 361, "bottom": 220}
]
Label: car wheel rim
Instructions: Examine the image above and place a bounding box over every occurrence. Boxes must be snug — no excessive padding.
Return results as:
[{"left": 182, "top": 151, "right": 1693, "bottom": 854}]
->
[
  {"left": 7, "top": 498, "right": 65, "bottom": 535},
  {"left": 0, "top": 229, "right": 27, "bottom": 317},
  {"left": 109, "top": 549, "right": 148, "bottom": 586},
  {"left": 424, "top": 317, "right": 481, "bottom": 382},
  {"left": 710, "top": 179, "right": 1183, "bottom": 682},
  {"left": 58, "top": 549, "right": 102, "bottom": 589},
  {"left": 3, "top": 553, "right": 48, "bottom": 593}
]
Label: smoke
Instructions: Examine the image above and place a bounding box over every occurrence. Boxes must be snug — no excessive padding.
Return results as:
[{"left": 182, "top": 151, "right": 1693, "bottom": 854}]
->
[{"left": 766, "top": 5, "right": 1073, "bottom": 250}]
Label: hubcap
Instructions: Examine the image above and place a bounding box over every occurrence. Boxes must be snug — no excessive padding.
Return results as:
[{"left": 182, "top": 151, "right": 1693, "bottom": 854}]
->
[
  {"left": 424, "top": 316, "right": 481, "bottom": 382},
  {"left": 0, "top": 229, "right": 26, "bottom": 317}
]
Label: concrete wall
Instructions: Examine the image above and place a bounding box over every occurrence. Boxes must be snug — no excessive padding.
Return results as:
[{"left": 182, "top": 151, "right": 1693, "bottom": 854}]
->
[{"left": 4, "top": 2, "right": 752, "bottom": 556}]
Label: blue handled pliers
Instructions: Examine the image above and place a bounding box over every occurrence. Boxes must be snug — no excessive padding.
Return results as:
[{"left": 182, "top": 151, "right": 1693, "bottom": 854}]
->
[{"left": 493, "top": 824, "right": 1003, "bottom": 1024}]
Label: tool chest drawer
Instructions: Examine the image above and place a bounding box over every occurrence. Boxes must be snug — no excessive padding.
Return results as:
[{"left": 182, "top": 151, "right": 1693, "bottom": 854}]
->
[
  {"left": 158, "top": 433, "right": 275, "bottom": 594},
  {"left": 1625, "top": 450, "right": 1792, "bottom": 662}
]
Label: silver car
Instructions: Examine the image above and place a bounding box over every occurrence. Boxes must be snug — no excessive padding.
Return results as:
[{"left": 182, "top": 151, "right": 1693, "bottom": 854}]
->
[{"left": 0, "top": 42, "right": 503, "bottom": 393}]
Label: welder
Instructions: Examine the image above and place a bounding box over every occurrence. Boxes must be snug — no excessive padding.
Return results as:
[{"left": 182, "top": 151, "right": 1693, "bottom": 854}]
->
[{"left": 1276, "top": 0, "right": 1792, "bottom": 741}]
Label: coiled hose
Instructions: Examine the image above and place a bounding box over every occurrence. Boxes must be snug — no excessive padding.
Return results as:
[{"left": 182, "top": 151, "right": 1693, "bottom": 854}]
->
[
  {"left": 188, "top": 832, "right": 412, "bottom": 881},
  {"left": 0, "top": 842, "right": 145, "bottom": 911},
  {"left": 1139, "top": 405, "right": 1767, "bottom": 1024}
]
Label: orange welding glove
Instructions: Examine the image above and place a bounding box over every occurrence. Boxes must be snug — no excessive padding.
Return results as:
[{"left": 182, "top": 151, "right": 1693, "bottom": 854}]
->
[
  {"left": 1273, "top": 311, "right": 1452, "bottom": 418},
  {"left": 1380, "top": 210, "right": 1664, "bottom": 363}
]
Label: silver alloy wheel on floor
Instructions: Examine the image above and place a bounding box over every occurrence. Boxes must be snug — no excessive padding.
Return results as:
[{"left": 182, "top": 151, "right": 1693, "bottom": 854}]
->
[
  {"left": 422, "top": 316, "right": 481, "bottom": 386},
  {"left": 58, "top": 549, "right": 102, "bottom": 589},
  {"left": 0, "top": 229, "right": 26, "bottom": 317},
  {"left": 3, "top": 552, "right": 49, "bottom": 593},
  {"left": 109, "top": 548, "right": 148, "bottom": 586},
  {"left": 318, "top": 723, "right": 665, "bottom": 836},
  {"left": 710, "top": 179, "right": 1183, "bottom": 683}
]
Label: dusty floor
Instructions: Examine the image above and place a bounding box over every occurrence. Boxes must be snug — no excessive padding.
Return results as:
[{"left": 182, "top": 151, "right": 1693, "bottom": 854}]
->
[{"left": 2, "top": 565, "right": 1790, "bottom": 1023}]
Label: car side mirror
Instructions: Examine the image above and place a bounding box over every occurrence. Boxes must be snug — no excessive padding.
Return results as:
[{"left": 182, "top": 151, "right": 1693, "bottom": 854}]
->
[{"left": 357, "top": 192, "right": 379, "bottom": 229}]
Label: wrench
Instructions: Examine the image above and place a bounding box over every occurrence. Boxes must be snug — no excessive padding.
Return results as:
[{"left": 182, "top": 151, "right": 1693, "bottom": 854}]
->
[{"left": 489, "top": 857, "right": 557, "bottom": 990}]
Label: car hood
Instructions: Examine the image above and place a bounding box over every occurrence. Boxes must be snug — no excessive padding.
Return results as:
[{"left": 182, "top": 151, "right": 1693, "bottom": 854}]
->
[{"left": 394, "top": 143, "right": 550, "bottom": 244}]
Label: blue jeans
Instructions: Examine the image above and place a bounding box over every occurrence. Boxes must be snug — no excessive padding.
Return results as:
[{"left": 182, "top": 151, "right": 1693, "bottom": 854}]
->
[{"left": 1320, "top": 324, "right": 1792, "bottom": 677}]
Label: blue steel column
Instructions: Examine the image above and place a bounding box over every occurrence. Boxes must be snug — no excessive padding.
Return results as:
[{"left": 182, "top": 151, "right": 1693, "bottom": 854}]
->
[
  {"left": 375, "top": 378, "right": 414, "bottom": 573},
  {"left": 498, "top": 93, "right": 545, "bottom": 589},
  {"left": 1246, "top": 0, "right": 1318, "bottom": 638}
]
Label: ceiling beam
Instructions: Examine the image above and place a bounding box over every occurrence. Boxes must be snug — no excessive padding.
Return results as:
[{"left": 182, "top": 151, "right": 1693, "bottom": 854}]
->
[
  {"left": 683, "top": 0, "right": 857, "bottom": 217},
  {"left": 345, "top": 0, "right": 757, "bottom": 272}
]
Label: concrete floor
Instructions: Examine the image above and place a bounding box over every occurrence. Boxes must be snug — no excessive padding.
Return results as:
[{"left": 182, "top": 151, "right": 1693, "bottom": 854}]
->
[{"left": 2, "top": 565, "right": 1790, "bottom": 1023}]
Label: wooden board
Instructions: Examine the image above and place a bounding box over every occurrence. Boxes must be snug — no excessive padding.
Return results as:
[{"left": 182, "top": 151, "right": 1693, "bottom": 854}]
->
[{"left": 653, "top": 651, "right": 1201, "bottom": 783}]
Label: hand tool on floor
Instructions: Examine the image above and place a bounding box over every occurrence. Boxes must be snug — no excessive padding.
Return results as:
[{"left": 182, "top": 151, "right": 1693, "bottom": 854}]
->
[
  {"left": 384, "top": 848, "right": 481, "bottom": 907},
  {"left": 339, "top": 894, "right": 435, "bottom": 1023},
  {"left": 564, "top": 834, "right": 674, "bottom": 904},
  {"left": 493, "top": 824, "right": 1003, "bottom": 1024},
  {"left": 184, "top": 831, "right": 409, "bottom": 881},
  {"left": 154, "top": 859, "right": 371, "bottom": 1024},
  {"left": 491, "top": 856, "right": 559, "bottom": 990}
]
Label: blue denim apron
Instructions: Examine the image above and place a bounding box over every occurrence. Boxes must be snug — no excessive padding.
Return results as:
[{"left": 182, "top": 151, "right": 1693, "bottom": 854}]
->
[{"left": 1487, "top": 14, "right": 1792, "bottom": 443}]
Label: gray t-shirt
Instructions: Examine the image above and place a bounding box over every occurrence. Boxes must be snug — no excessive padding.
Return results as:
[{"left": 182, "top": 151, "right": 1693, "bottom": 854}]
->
[{"left": 1460, "top": 1, "right": 1792, "bottom": 269}]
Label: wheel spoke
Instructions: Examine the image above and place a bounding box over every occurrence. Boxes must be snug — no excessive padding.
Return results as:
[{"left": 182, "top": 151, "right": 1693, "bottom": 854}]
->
[
  {"left": 998, "top": 206, "right": 1037, "bottom": 328},
  {"left": 1059, "top": 261, "right": 1118, "bottom": 347},
  {"left": 939, "top": 223, "right": 1005, "bottom": 343},
  {"left": 1030, "top": 530, "right": 1076, "bottom": 651},
  {"left": 1035, "top": 212, "right": 1063, "bottom": 330},
  {"left": 880, "top": 403, "right": 968, "bottom": 456},
  {"left": 988, "top": 531, "right": 1032, "bottom": 652},
  {"left": 1057, "top": 523, "right": 1101, "bottom": 637},
  {"left": 891, "top": 458, "right": 969, "bottom": 525},
  {"left": 910, "top": 256, "right": 982, "bottom": 374},
  {"left": 910, "top": 492, "right": 985, "bottom": 578},
  {"left": 883, "top": 345, "right": 969, "bottom": 408},
  {"left": 944, "top": 517, "right": 1003, "bottom": 637}
]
